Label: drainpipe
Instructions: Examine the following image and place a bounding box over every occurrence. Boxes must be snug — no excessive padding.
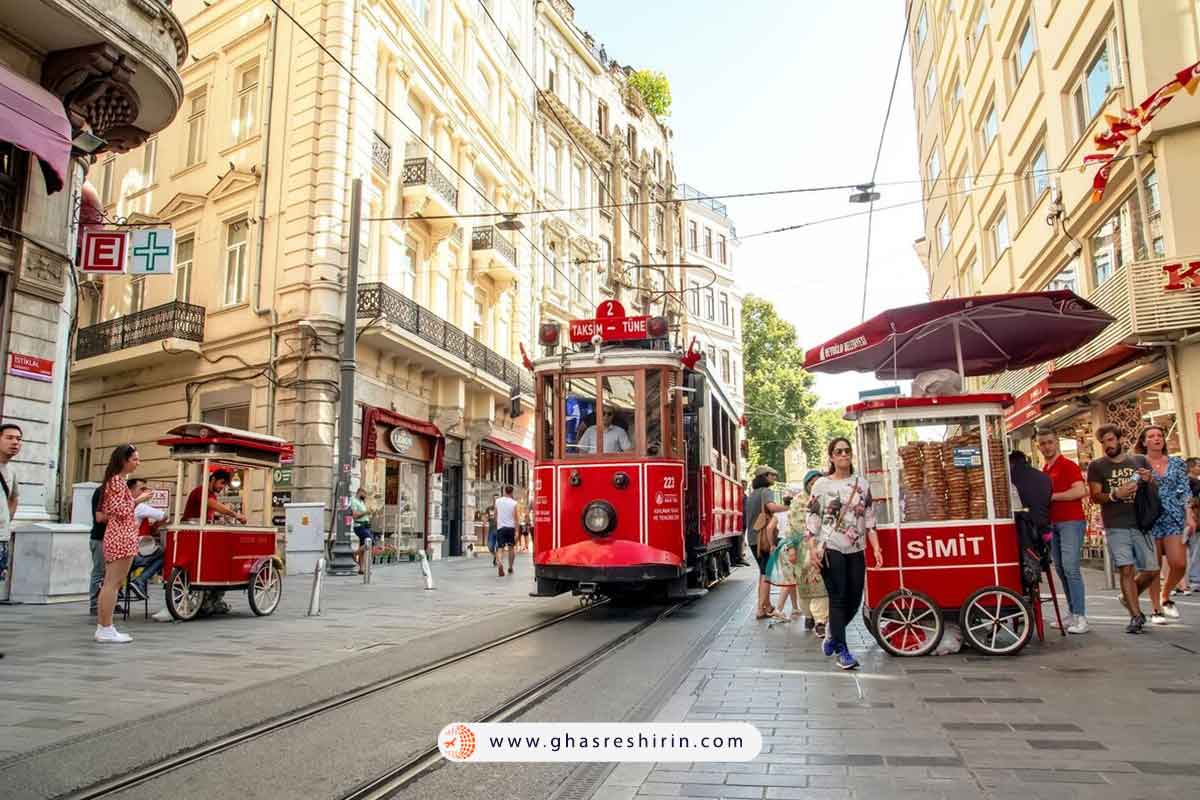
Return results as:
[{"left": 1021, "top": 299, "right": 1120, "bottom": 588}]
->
[{"left": 255, "top": 1, "right": 281, "bottom": 433}]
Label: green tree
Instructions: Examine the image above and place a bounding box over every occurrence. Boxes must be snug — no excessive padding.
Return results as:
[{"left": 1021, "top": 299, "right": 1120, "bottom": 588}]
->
[
  {"left": 800, "top": 407, "right": 855, "bottom": 471},
  {"left": 627, "top": 69, "right": 672, "bottom": 118},
  {"left": 740, "top": 296, "right": 818, "bottom": 477}
]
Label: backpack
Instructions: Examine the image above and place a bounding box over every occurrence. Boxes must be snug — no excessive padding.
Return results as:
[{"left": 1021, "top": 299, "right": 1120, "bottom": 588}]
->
[{"left": 1135, "top": 479, "right": 1162, "bottom": 532}]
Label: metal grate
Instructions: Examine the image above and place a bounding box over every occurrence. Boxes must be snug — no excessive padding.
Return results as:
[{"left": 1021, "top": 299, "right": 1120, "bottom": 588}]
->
[{"left": 75, "top": 301, "right": 206, "bottom": 360}]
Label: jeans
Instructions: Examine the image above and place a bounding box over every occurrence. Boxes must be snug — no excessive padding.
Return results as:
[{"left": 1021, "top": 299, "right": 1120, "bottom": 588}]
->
[
  {"left": 820, "top": 549, "right": 866, "bottom": 648},
  {"left": 1188, "top": 532, "right": 1200, "bottom": 588},
  {"left": 129, "top": 551, "right": 163, "bottom": 591},
  {"left": 89, "top": 539, "right": 105, "bottom": 610},
  {"left": 1050, "top": 520, "right": 1087, "bottom": 617}
]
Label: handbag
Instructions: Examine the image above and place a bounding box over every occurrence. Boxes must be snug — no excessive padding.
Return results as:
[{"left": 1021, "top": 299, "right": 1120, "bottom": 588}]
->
[
  {"left": 1135, "top": 479, "right": 1162, "bottom": 533},
  {"left": 750, "top": 488, "right": 772, "bottom": 532}
]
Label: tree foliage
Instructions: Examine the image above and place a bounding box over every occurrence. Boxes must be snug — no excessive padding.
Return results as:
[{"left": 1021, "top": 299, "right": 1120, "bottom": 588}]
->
[
  {"left": 628, "top": 69, "right": 672, "bottom": 118},
  {"left": 740, "top": 296, "right": 818, "bottom": 477},
  {"left": 800, "top": 407, "right": 855, "bottom": 472}
]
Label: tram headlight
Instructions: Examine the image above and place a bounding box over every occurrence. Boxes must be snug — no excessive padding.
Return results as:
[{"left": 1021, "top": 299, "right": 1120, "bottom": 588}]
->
[{"left": 582, "top": 500, "right": 616, "bottom": 536}]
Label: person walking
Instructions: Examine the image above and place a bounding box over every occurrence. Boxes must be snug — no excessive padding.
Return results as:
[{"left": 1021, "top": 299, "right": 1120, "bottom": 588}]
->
[
  {"left": 746, "top": 466, "right": 786, "bottom": 619},
  {"left": 95, "top": 445, "right": 151, "bottom": 643},
  {"left": 806, "top": 438, "right": 882, "bottom": 670},
  {"left": 1136, "top": 426, "right": 1194, "bottom": 621},
  {"left": 786, "top": 469, "right": 829, "bottom": 636},
  {"left": 1186, "top": 458, "right": 1200, "bottom": 593},
  {"left": 88, "top": 482, "right": 108, "bottom": 615},
  {"left": 0, "top": 423, "right": 22, "bottom": 594},
  {"left": 494, "top": 485, "right": 518, "bottom": 577},
  {"left": 1036, "top": 430, "right": 1091, "bottom": 634},
  {"left": 1087, "top": 425, "right": 1157, "bottom": 633},
  {"left": 351, "top": 486, "right": 373, "bottom": 575}
]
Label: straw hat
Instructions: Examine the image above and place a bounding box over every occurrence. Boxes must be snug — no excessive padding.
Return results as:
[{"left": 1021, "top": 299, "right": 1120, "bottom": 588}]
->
[{"left": 753, "top": 465, "right": 778, "bottom": 478}]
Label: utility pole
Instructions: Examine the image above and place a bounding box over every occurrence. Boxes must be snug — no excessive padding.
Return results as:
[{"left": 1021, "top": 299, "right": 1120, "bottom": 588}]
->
[{"left": 328, "top": 177, "right": 362, "bottom": 575}]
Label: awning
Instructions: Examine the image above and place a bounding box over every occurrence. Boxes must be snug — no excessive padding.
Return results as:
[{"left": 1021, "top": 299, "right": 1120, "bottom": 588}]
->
[
  {"left": 0, "top": 63, "right": 71, "bottom": 194},
  {"left": 1045, "top": 344, "right": 1148, "bottom": 388},
  {"left": 361, "top": 406, "right": 444, "bottom": 473},
  {"left": 483, "top": 435, "right": 535, "bottom": 462}
]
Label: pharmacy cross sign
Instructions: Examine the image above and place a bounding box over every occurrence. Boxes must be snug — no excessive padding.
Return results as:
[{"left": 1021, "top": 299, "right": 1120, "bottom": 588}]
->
[{"left": 128, "top": 228, "right": 176, "bottom": 275}]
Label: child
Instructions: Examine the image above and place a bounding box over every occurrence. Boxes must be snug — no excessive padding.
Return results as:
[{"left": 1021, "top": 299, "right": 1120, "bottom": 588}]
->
[
  {"left": 765, "top": 536, "right": 801, "bottom": 622},
  {"left": 788, "top": 469, "right": 830, "bottom": 636}
]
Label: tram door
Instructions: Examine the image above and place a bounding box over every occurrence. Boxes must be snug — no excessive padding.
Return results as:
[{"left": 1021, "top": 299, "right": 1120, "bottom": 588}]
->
[{"left": 683, "top": 370, "right": 705, "bottom": 551}]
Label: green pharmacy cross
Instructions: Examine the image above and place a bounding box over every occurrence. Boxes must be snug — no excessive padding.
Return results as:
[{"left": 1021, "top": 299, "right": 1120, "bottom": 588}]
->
[{"left": 131, "top": 229, "right": 173, "bottom": 274}]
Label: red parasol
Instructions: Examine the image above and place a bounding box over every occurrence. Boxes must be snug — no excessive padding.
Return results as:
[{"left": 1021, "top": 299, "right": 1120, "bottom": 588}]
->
[{"left": 804, "top": 291, "right": 1114, "bottom": 381}]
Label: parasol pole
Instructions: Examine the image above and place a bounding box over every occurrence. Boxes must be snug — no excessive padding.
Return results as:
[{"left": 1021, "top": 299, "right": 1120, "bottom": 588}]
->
[{"left": 952, "top": 320, "right": 965, "bottom": 384}]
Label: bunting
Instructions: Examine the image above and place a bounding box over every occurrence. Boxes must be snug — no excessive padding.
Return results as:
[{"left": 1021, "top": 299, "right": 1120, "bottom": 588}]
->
[{"left": 1084, "top": 60, "right": 1200, "bottom": 202}]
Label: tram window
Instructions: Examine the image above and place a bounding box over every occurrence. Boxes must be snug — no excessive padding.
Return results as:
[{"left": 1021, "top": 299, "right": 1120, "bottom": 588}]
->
[
  {"left": 563, "top": 376, "right": 598, "bottom": 456},
  {"left": 710, "top": 403, "right": 722, "bottom": 467},
  {"left": 540, "top": 376, "right": 556, "bottom": 459},
  {"left": 598, "top": 374, "right": 636, "bottom": 454},
  {"left": 665, "top": 370, "right": 681, "bottom": 458},
  {"left": 645, "top": 369, "right": 664, "bottom": 457}
]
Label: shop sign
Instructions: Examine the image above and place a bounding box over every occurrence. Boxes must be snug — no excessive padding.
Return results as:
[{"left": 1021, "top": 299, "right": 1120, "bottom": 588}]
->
[
  {"left": 148, "top": 489, "right": 170, "bottom": 509},
  {"left": 952, "top": 447, "right": 982, "bottom": 468},
  {"left": 272, "top": 514, "right": 286, "bottom": 526},
  {"left": 568, "top": 300, "right": 649, "bottom": 343},
  {"left": 272, "top": 491, "right": 292, "bottom": 507},
  {"left": 7, "top": 353, "right": 53, "bottom": 382},
  {"left": 128, "top": 228, "right": 175, "bottom": 275},
  {"left": 273, "top": 467, "right": 293, "bottom": 487},
  {"left": 79, "top": 230, "right": 129, "bottom": 274},
  {"left": 1162, "top": 260, "right": 1200, "bottom": 292},
  {"left": 1004, "top": 378, "right": 1050, "bottom": 431},
  {"left": 389, "top": 426, "right": 415, "bottom": 454},
  {"left": 1004, "top": 403, "right": 1041, "bottom": 432}
]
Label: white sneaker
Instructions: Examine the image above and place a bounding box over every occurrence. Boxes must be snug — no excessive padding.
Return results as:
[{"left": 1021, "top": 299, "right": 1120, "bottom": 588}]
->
[
  {"left": 152, "top": 607, "right": 172, "bottom": 622},
  {"left": 1066, "top": 616, "right": 1089, "bottom": 634},
  {"left": 1062, "top": 613, "right": 1074, "bottom": 629},
  {"left": 1150, "top": 611, "right": 1168, "bottom": 625},
  {"left": 94, "top": 625, "right": 133, "bottom": 643},
  {"left": 1162, "top": 602, "right": 1181, "bottom": 619}
]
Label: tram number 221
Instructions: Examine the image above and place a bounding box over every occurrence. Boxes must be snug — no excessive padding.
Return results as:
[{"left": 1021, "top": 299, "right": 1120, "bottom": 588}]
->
[{"left": 662, "top": 476, "right": 676, "bottom": 490}]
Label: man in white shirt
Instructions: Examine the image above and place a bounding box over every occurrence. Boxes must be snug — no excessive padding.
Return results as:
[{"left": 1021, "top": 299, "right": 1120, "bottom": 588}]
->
[
  {"left": 0, "top": 423, "right": 22, "bottom": 601},
  {"left": 577, "top": 406, "right": 632, "bottom": 454},
  {"left": 494, "top": 484, "right": 519, "bottom": 577}
]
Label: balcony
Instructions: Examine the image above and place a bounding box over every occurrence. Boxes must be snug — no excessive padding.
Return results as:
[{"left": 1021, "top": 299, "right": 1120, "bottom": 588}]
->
[
  {"left": 470, "top": 225, "right": 519, "bottom": 285},
  {"left": 357, "top": 283, "right": 533, "bottom": 396},
  {"left": 371, "top": 132, "right": 391, "bottom": 174},
  {"left": 73, "top": 301, "right": 205, "bottom": 378},
  {"left": 402, "top": 157, "right": 458, "bottom": 230}
]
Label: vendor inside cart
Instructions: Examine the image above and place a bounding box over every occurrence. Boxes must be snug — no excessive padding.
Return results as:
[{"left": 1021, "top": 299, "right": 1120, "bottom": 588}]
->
[
  {"left": 180, "top": 469, "right": 246, "bottom": 615},
  {"left": 182, "top": 470, "right": 247, "bottom": 524}
]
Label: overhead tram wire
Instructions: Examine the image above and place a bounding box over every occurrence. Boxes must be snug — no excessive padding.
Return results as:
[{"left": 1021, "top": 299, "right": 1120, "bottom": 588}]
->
[
  {"left": 264, "top": 0, "right": 591, "bottom": 307},
  {"left": 859, "top": 1, "right": 915, "bottom": 322},
  {"left": 474, "top": 0, "right": 693, "bottom": 317}
]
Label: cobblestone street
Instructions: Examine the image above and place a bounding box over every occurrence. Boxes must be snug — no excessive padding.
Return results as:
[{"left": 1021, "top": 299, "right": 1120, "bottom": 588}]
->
[{"left": 590, "top": 568, "right": 1200, "bottom": 800}]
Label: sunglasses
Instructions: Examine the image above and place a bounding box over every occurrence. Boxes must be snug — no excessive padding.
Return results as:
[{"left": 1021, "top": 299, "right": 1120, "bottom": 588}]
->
[{"left": 832, "top": 447, "right": 852, "bottom": 455}]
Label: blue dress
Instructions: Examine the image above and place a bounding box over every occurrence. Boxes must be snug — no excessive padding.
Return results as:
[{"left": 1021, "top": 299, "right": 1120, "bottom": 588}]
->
[{"left": 1150, "top": 456, "right": 1190, "bottom": 539}]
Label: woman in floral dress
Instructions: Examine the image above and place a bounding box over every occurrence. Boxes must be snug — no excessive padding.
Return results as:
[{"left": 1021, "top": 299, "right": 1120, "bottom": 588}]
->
[
  {"left": 805, "top": 438, "right": 883, "bottom": 670},
  {"left": 95, "top": 444, "right": 151, "bottom": 643},
  {"left": 1136, "top": 426, "right": 1195, "bottom": 621}
]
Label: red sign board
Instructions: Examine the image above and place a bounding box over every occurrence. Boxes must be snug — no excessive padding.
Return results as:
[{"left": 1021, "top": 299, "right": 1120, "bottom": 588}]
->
[
  {"left": 568, "top": 300, "right": 650, "bottom": 343},
  {"left": 279, "top": 443, "right": 295, "bottom": 465},
  {"left": 79, "top": 230, "right": 129, "bottom": 274},
  {"left": 1004, "top": 378, "right": 1050, "bottom": 431},
  {"left": 1163, "top": 261, "right": 1200, "bottom": 292},
  {"left": 7, "top": 353, "right": 53, "bottom": 383}
]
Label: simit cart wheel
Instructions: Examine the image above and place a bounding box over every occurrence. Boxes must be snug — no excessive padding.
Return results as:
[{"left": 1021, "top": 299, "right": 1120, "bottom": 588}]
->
[
  {"left": 165, "top": 567, "right": 204, "bottom": 621},
  {"left": 247, "top": 560, "right": 283, "bottom": 616},
  {"left": 960, "top": 586, "right": 1033, "bottom": 656},
  {"left": 871, "top": 590, "right": 944, "bottom": 657}
]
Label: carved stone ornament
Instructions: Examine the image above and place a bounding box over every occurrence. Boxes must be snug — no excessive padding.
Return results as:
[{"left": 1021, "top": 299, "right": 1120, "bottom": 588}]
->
[
  {"left": 544, "top": 216, "right": 570, "bottom": 239},
  {"left": 42, "top": 44, "right": 148, "bottom": 154},
  {"left": 15, "top": 238, "right": 67, "bottom": 303}
]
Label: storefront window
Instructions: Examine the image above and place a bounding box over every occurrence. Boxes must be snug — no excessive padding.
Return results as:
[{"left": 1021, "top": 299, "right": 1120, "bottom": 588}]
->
[{"left": 895, "top": 416, "right": 991, "bottom": 522}]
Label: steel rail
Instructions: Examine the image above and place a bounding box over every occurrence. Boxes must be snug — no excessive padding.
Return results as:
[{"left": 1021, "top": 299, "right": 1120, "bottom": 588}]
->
[
  {"left": 58, "top": 603, "right": 601, "bottom": 800},
  {"left": 342, "top": 600, "right": 688, "bottom": 800}
]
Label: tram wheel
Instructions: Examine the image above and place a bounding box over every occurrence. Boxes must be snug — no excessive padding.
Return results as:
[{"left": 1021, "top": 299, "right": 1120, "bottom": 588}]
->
[
  {"left": 247, "top": 560, "right": 283, "bottom": 616},
  {"left": 960, "top": 586, "right": 1032, "bottom": 656},
  {"left": 165, "top": 568, "right": 204, "bottom": 621},
  {"left": 871, "top": 590, "right": 944, "bottom": 657}
]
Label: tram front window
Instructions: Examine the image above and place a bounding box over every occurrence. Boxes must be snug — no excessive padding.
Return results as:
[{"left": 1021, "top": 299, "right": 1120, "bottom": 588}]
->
[{"left": 564, "top": 373, "right": 636, "bottom": 455}]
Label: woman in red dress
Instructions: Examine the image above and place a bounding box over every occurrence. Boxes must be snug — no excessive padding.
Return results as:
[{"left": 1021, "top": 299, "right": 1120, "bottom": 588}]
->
[{"left": 95, "top": 445, "right": 150, "bottom": 643}]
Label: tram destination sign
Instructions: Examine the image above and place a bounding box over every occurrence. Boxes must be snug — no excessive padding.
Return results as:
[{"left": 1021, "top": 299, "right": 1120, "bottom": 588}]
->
[{"left": 568, "top": 300, "right": 649, "bottom": 343}]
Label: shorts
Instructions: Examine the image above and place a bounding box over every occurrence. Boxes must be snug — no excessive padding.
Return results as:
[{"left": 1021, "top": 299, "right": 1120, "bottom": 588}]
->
[
  {"left": 496, "top": 526, "right": 516, "bottom": 548},
  {"left": 1106, "top": 527, "right": 1158, "bottom": 572},
  {"left": 354, "top": 525, "right": 373, "bottom": 544},
  {"left": 750, "top": 545, "right": 769, "bottom": 574}
]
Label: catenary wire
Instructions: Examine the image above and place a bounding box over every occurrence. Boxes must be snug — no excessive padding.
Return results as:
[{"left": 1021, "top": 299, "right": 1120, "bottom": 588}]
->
[{"left": 265, "top": 0, "right": 592, "bottom": 307}]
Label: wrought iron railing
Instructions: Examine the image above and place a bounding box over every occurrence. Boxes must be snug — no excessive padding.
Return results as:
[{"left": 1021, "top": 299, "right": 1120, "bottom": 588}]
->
[
  {"left": 75, "top": 301, "right": 206, "bottom": 360},
  {"left": 471, "top": 225, "right": 517, "bottom": 267},
  {"left": 402, "top": 157, "right": 458, "bottom": 209},
  {"left": 358, "top": 283, "right": 533, "bottom": 394},
  {"left": 371, "top": 131, "right": 391, "bottom": 174}
]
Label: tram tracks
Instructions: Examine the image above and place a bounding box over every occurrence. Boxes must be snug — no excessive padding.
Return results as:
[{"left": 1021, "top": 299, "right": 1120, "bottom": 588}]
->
[
  {"left": 340, "top": 600, "right": 687, "bottom": 800},
  {"left": 58, "top": 602, "right": 606, "bottom": 800}
]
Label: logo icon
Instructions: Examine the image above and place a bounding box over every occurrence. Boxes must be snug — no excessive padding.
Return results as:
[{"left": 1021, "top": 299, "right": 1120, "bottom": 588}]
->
[{"left": 439, "top": 723, "right": 477, "bottom": 761}]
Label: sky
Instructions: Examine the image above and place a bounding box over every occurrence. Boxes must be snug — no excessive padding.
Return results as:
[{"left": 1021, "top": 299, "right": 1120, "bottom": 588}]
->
[{"left": 575, "top": 1, "right": 931, "bottom": 408}]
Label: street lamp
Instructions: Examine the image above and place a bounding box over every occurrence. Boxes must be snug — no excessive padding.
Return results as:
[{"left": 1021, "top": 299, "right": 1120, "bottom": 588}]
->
[
  {"left": 849, "top": 184, "right": 880, "bottom": 203},
  {"left": 496, "top": 212, "right": 524, "bottom": 231}
]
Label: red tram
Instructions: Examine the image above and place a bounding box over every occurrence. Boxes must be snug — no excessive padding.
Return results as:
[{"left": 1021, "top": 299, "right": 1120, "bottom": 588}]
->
[{"left": 531, "top": 302, "right": 743, "bottom": 602}]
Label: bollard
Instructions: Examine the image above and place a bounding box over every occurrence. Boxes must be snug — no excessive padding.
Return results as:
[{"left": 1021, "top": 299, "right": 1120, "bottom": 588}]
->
[
  {"left": 418, "top": 550, "right": 435, "bottom": 590},
  {"left": 1103, "top": 538, "right": 1116, "bottom": 590},
  {"left": 363, "top": 538, "right": 372, "bottom": 585},
  {"left": 308, "top": 557, "right": 326, "bottom": 616}
]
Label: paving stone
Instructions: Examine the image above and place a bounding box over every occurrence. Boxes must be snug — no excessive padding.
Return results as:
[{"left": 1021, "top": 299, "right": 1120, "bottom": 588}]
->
[
  {"left": 942, "top": 722, "right": 1009, "bottom": 732},
  {"left": 724, "top": 773, "right": 808, "bottom": 787},
  {"left": 886, "top": 755, "right": 964, "bottom": 767},
  {"left": 1015, "top": 769, "right": 1109, "bottom": 784},
  {"left": 3, "top": 717, "right": 83, "bottom": 730},
  {"left": 677, "top": 785, "right": 761, "bottom": 798},
  {"left": 1026, "top": 740, "right": 1107, "bottom": 751},
  {"left": 1010, "top": 723, "right": 1082, "bottom": 732},
  {"left": 1128, "top": 761, "right": 1200, "bottom": 776}
]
